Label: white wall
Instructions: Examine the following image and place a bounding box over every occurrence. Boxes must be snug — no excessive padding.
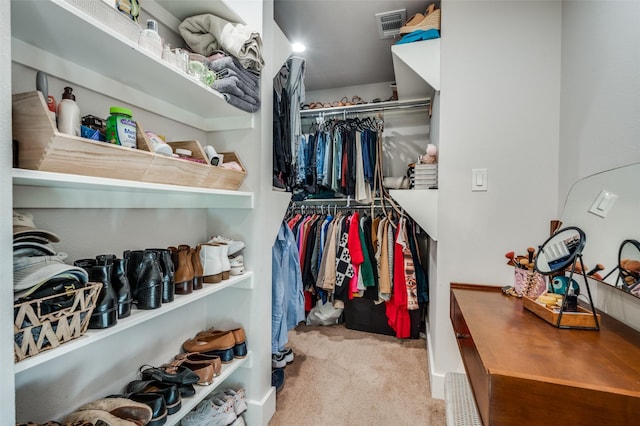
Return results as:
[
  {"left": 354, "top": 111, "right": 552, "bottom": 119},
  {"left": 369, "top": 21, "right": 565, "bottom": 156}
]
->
[
  {"left": 432, "top": 0, "right": 562, "bottom": 398},
  {"left": 559, "top": 0, "right": 640, "bottom": 204},
  {"left": 558, "top": 1, "right": 640, "bottom": 330}
]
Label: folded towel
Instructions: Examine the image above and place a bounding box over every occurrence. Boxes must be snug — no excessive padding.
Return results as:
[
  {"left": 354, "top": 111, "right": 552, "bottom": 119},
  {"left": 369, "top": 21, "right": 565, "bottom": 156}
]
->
[
  {"left": 215, "top": 69, "right": 260, "bottom": 100},
  {"left": 221, "top": 92, "right": 260, "bottom": 113},
  {"left": 213, "top": 76, "right": 259, "bottom": 106},
  {"left": 179, "top": 14, "right": 264, "bottom": 71},
  {"left": 210, "top": 56, "right": 259, "bottom": 83}
]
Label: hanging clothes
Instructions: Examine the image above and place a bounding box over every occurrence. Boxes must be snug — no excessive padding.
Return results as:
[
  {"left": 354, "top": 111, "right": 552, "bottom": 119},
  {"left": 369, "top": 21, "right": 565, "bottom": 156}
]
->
[
  {"left": 273, "top": 56, "right": 306, "bottom": 190},
  {"left": 296, "top": 117, "right": 381, "bottom": 199},
  {"left": 282, "top": 202, "right": 429, "bottom": 338},
  {"left": 272, "top": 221, "right": 305, "bottom": 353}
]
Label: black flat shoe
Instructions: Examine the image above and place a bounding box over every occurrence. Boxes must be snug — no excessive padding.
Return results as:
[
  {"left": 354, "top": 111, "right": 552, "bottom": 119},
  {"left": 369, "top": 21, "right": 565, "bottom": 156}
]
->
[
  {"left": 126, "top": 379, "right": 181, "bottom": 415},
  {"left": 140, "top": 364, "right": 200, "bottom": 386},
  {"left": 126, "top": 392, "right": 168, "bottom": 426}
]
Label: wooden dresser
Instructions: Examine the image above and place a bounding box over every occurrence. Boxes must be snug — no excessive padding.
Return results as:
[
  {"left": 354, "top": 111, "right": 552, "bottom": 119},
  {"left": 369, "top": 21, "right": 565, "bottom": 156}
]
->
[{"left": 450, "top": 283, "right": 640, "bottom": 426}]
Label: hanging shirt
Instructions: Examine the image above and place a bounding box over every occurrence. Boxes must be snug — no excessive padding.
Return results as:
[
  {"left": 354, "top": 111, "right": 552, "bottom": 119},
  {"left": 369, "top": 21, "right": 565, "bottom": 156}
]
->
[
  {"left": 347, "top": 212, "right": 364, "bottom": 298},
  {"left": 272, "top": 222, "right": 305, "bottom": 353},
  {"left": 385, "top": 218, "right": 411, "bottom": 338}
]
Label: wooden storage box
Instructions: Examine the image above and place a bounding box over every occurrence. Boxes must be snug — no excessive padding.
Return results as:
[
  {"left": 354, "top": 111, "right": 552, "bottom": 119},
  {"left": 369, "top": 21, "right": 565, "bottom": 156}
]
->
[
  {"left": 14, "top": 283, "right": 102, "bottom": 362},
  {"left": 12, "top": 92, "right": 247, "bottom": 190},
  {"left": 522, "top": 295, "right": 601, "bottom": 329}
]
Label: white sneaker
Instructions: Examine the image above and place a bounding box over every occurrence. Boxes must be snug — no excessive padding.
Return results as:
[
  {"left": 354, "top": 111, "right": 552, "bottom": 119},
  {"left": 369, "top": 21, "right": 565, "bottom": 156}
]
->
[
  {"left": 279, "top": 347, "right": 294, "bottom": 364},
  {"left": 207, "top": 397, "right": 237, "bottom": 425},
  {"left": 222, "top": 388, "right": 248, "bottom": 416},
  {"left": 181, "top": 399, "right": 234, "bottom": 426},
  {"left": 208, "top": 235, "right": 245, "bottom": 256},
  {"left": 229, "top": 255, "right": 245, "bottom": 276},
  {"left": 272, "top": 352, "right": 287, "bottom": 368},
  {"left": 230, "top": 415, "right": 245, "bottom": 426}
]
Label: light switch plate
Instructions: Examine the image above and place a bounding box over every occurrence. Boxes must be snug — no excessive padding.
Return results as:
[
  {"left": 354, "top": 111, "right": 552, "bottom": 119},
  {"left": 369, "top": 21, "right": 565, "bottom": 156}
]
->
[
  {"left": 588, "top": 189, "right": 618, "bottom": 218},
  {"left": 472, "top": 168, "right": 488, "bottom": 191}
]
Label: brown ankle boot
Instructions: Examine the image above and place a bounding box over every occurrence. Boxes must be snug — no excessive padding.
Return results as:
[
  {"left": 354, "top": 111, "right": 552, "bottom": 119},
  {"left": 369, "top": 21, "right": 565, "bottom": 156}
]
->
[
  {"left": 174, "top": 244, "right": 194, "bottom": 294},
  {"left": 191, "top": 245, "right": 203, "bottom": 290}
]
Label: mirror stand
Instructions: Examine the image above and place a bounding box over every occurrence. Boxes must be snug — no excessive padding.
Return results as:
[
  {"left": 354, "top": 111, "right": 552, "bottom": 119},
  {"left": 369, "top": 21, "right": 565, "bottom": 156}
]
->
[{"left": 557, "top": 254, "right": 600, "bottom": 331}]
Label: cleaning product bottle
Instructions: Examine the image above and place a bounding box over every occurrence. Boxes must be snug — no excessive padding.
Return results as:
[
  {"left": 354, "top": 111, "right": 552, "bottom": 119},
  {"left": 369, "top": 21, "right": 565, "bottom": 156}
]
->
[{"left": 57, "top": 87, "right": 81, "bottom": 136}]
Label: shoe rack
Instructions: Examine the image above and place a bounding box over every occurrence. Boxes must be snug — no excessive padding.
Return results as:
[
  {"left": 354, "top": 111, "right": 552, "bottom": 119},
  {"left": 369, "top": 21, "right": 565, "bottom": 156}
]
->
[{"left": 2, "top": 0, "right": 282, "bottom": 424}]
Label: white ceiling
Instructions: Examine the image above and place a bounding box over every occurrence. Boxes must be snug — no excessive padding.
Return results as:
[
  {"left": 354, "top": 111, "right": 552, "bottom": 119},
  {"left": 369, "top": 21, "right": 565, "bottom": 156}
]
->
[{"left": 274, "top": 0, "right": 434, "bottom": 91}]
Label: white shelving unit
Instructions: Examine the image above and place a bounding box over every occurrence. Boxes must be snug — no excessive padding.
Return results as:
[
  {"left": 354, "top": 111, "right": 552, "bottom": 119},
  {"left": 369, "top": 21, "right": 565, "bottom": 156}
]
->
[
  {"left": 389, "top": 37, "right": 440, "bottom": 241},
  {"left": 5, "top": 0, "right": 276, "bottom": 424},
  {"left": 11, "top": 0, "right": 253, "bottom": 132}
]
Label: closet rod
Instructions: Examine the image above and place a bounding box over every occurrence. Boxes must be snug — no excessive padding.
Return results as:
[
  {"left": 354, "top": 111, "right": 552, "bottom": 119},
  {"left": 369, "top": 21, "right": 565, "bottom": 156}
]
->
[{"left": 299, "top": 98, "right": 430, "bottom": 118}]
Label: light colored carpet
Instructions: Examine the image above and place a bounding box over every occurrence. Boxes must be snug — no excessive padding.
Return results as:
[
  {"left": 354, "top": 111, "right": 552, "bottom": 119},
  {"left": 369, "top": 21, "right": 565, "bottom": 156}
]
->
[{"left": 269, "top": 323, "right": 446, "bottom": 426}]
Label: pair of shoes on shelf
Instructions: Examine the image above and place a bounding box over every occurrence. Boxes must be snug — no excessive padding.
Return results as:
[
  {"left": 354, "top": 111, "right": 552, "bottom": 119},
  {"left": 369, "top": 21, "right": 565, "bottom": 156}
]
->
[
  {"left": 138, "top": 363, "right": 200, "bottom": 397},
  {"left": 229, "top": 254, "right": 245, "bottom": 276},
  {"left": 207, "top": 235, "right": 245, "bottom": 257},
  {"left": 271, "top": 347, "right": 294, "bottom": 368},
  {"left": 209, "top": 388, "right": 247, "bottom": 417},
  {"left": 168, "top": 244, "right": 204, "bottom": 294},
  {"left": 126, "top": 378, "right": 182, "bottom": 415},
  {"left": 199, "top": 242, "right": 231, "bottom": 283},
  {"left": 63, "top": 397, "right": 153, "bottom": 426},
  {"left": 181, "top": 397, "right": 242, "bottom": 426},
  {"left": 182, "top": 327, "right": 248, "bottom": 363},
  {"left": 399, "top": 3, "right": 441, "bottom": 34}
]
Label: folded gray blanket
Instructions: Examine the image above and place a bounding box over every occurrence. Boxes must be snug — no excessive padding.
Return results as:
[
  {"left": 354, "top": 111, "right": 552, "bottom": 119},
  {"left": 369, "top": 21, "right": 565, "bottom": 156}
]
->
[{"left": 179, "top": 14, "right": 264, "bottom": 72}]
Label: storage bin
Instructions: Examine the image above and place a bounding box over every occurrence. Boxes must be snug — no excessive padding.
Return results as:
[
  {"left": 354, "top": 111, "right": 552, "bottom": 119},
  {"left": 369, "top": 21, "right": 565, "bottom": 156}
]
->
[
  {"left": 63, "top": 0, "right": 142, "bottom": 45},
  {"left": 14, "top": 283, "right": 102, "bottom": 362},
  {"left": 12, "top": 92, "right": 247, "bottom": 190}
]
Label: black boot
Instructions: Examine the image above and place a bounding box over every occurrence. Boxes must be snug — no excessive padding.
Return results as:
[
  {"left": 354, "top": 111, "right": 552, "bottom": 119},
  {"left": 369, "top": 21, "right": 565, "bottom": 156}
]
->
[
  {"left": 148, "top": 248, "right": 175, "bottom": 303},
  {"left": 74, "top": 259, "right": 118, "bottom": 329},
  {"left": 124, "top": 249, "right": 163, "bottom": 310},
  {"left": 97, "top": 254, "right": 133, "bottom": 318}
]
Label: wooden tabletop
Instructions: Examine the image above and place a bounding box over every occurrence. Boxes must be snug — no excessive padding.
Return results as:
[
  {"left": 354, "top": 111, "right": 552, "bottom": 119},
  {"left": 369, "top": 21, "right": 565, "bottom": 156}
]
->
[{"left": 451, "top": 283, "right": 640, "bottom": 396}]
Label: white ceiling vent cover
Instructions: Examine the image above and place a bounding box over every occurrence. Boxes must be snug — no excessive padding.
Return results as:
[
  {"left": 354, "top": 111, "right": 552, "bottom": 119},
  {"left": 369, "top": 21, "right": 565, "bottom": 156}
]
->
[{"left": 375, "top": 9, "right": 407, "bottom": 39}]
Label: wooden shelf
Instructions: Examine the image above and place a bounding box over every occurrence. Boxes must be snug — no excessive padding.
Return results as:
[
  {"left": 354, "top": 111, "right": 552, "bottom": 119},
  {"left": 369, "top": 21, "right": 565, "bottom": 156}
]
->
[
  {"left": 13, "top": 169, "right": 254, "bottom": 209},
  {"left": 11, "top": 0, "right": 254, "bottom": 131},
  {"left": 14, "top": 272, "right": 253, "bottom": 374}
]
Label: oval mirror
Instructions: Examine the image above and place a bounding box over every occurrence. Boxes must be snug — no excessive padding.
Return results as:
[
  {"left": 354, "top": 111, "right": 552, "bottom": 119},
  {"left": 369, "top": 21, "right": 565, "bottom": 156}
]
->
[
  {"left": 616, "top": 239, "right": 640, "bottom": 296},
  {"left": 534, "top": 227, "right": 586, "bottom": 275}
]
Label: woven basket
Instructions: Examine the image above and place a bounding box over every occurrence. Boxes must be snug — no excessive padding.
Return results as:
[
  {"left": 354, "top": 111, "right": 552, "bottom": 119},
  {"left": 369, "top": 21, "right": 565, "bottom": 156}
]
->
[{"left": 14, "top": 282, "right": 102, "bottom": 362}]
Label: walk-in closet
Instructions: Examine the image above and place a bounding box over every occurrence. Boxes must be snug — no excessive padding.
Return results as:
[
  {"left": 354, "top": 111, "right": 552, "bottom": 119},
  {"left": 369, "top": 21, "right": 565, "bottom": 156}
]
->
[{"left": 5, "top": 1, "right": 640, "bottom": 425}]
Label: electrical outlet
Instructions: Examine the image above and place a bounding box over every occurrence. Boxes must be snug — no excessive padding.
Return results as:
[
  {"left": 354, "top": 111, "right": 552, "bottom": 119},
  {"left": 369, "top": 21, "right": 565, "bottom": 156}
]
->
[{"left": 588, "top": 189, "right": 618, "bottom": 218}]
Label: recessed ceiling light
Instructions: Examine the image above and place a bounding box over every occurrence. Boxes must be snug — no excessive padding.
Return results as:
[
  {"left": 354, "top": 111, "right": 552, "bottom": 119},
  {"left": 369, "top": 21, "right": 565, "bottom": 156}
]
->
[{"left": 292, "top": 42, "right": 306, "bottom": 53}]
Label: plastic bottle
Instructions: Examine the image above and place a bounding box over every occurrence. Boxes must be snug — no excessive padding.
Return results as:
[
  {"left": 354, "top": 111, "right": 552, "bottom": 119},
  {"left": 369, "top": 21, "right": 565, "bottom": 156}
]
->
[
  {"left": 138, "top": 19, "right": 163, "bottom": 58},
  {"left": 57, "top": 87, "right": 81, "bottom": 137},
  {"left": 105, "top": 106, "right": 137, "bottom": 148},
  {"left": 145, "top": 131, "right": 173, "bottom": 156}
]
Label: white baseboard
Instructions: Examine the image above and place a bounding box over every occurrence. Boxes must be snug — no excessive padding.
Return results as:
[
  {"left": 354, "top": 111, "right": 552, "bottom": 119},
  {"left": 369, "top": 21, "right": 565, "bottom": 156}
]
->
[
  {"left": 244, "top": 386, "right": 276, "bottom": 426},
  {"left": 427, "top": 326, "right": 446, "bottom": 400}
]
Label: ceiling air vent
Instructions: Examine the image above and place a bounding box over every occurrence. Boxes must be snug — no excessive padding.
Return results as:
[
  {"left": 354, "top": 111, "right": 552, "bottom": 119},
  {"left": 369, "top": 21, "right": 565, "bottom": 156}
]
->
[{"left": 375, "top": 9, "right": 407, "bottom": 39}]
